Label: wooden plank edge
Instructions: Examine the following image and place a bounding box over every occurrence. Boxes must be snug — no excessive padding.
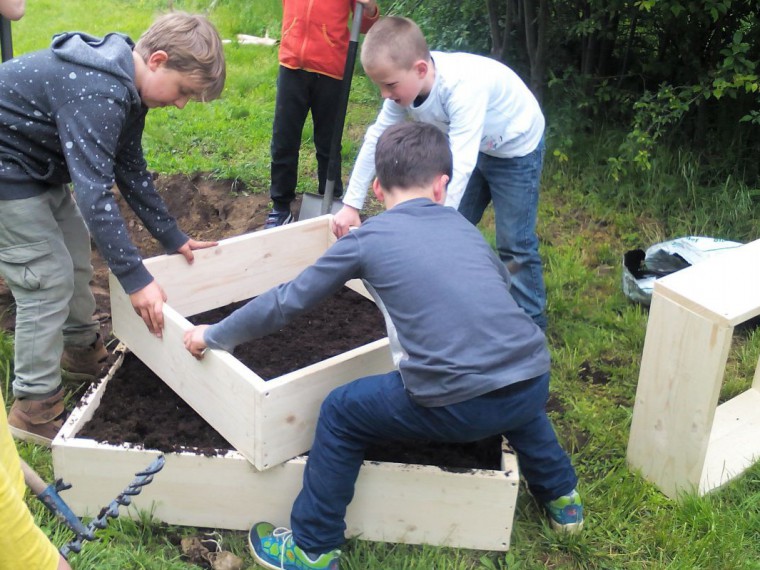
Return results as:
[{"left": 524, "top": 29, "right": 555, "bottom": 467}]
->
[{"left": 699, "top": 388, "right": 760, "bottom": 494}]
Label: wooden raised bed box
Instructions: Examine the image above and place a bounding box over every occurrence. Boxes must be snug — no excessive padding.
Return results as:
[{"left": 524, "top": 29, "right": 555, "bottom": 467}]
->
[
  {"left": 108, "top": 216, "right": 394, "bottom": 470},
  {"left": 51, "top": 349, "right": 521, "bottom": 551},
  {"left": 627, "top": 238, "right": 760, "bottom": 497}
]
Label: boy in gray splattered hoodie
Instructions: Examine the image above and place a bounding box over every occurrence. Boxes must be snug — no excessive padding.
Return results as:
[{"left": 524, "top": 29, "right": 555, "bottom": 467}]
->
[{"left": 0, "top": 11, "right": 226, "bottom": 445}]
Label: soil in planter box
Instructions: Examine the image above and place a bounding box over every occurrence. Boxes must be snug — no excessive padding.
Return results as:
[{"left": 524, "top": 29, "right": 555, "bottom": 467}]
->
[
  {"left": 80, "top": 288, "right": 384, "bottom": 452},
  {"left": 186, "top": 288, "right": 387, "bottom": 379},
  {"left": 79, "top": 351, "right": 234, "bottom": 453},
  {"left": 80, "top": 288, "right": 502, "bottom": 469}
]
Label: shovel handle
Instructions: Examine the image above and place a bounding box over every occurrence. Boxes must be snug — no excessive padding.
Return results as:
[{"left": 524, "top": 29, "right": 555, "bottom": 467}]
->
[
  {"left": 19, "top": 458, "right": 48, "bottom": 495},
  {"left": 0, "top": 16, "right": 13, "bottom": 62},
  {"left": 322, "top": 3, "right": 364, "bottom": 215}
]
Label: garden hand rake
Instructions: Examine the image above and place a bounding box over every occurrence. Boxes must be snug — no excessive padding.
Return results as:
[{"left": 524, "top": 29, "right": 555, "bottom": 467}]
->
[{"left": 21, "top": 454, "right": 166, "bottom": 560}]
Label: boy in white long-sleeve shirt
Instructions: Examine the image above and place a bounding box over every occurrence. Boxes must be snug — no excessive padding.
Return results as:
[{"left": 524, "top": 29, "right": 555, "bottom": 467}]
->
[{"left": 332, "top": 16, "right": 547, "bottom": 330}]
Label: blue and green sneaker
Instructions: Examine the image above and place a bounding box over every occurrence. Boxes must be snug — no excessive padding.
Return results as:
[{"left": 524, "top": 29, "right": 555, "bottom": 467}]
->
[
  {"left": 248, "top": 522, "right": 341, "bottom": 570},
  {"left": 545, "top": 489, "right": 584, "bottom": 533}
]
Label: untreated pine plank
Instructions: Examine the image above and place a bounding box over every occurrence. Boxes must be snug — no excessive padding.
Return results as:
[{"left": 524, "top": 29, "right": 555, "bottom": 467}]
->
[
  {"left": 627, "top": 292, "right": 733, "bottom": 498},
  {"left": 701, "top": 388, "right": 760, "bottom": 493},
  {"left": 654, "top": 238, "right": 760, "bottom": 327},
  {"left": 259, "top": 339, "right": 394, "bottom": 469},
  {"left": 142, "top": 216, "right": 334, "bottom": 318}
]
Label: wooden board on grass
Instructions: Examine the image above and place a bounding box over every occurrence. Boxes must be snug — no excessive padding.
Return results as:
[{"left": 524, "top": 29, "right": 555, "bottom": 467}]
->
[{"left": 627, "top": 238, "right": 760, "bottom": 497}]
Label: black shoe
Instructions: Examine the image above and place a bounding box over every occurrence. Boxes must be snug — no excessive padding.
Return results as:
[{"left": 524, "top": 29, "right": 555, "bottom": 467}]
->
[{"left": 264, "top": 209, "right": 293, "bottom": 229}]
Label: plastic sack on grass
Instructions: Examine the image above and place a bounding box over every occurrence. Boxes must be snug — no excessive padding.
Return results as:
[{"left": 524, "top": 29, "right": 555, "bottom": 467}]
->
[{"left": 622, "top": 236, "right": 744, "bottom": 305}]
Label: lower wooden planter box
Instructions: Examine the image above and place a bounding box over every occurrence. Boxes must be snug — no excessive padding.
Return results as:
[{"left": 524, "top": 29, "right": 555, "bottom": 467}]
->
[
  {"left": 52, "top": 351, "right": 521, "bottom": 551},
  {"left": 108, "top": 216, "right": 394, "bottom": 471}
]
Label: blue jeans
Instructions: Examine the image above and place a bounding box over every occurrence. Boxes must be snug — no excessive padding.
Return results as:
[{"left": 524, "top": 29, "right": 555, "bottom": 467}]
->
[
  {"left": 457, "top": 141, "right": 547, "bottom": 330},
  {"left": 290, "top": 371, "right": 577, "bottom": 552}
]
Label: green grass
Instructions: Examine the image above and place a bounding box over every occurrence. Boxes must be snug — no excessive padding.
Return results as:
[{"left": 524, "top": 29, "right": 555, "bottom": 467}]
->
[{"left": 4, "top": 1, "right": 760, "bottom": 568}]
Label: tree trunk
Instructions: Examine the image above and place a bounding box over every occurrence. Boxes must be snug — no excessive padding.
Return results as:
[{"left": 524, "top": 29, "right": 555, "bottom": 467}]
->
[
  {"left": 500, "top": 0, "right": 515, "bottom": 61},
  {"left": 616, "top": 10, "right": 639, "bottom": 89},
  {"left": 520, "top": 0, "right": 548, "bottom": 100},
  {"left": 487, "top": 0, "right": 503, "bottom": 57},
  {"left": 597, "top": 12, "right": 619, "bottom": 77}
]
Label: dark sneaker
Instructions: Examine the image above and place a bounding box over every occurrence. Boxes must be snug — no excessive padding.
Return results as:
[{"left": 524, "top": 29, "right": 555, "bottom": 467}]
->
[
  {"left": 545, "top": 489, "right": 584, "bottom": 534},
  {"left": 61, "top": 334, "right": 109, "bottom": 383},
  {"left": 264, "top": 209, "right": 293, "bottom": 229},
  {"left": 8, "top": 388, "right": 65, "bottom": 447},
  {"left": 248, "top": 522, "right": 340, "bottom": 570}
]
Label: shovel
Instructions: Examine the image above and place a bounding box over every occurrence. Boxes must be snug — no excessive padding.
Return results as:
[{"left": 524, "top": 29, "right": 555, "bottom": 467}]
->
[
  {"left": 298, "top": 3, "right": 364, "bottom": 220},
  {"left": 1, "top": 15, "right": 15, "bottom": 62}
]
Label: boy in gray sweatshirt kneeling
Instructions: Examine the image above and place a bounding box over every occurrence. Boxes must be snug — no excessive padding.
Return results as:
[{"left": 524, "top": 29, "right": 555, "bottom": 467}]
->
[{"left": 184, "top": 122, "right": 582, "bottom": 570}]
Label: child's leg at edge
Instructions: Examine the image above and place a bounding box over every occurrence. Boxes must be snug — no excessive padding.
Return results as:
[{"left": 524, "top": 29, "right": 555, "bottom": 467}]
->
[
  {"left": 0, "top": 188, "right": 76, "bottom": 398},
  {"left": 58, "top": 190, "right": 99, "bottom": 347},
  {"left": 502, "top": 372, "right": 578, "bottom": 502},
  {"left": 270, "top": 67, "right": 312, "bottom": 211},
  {"left": 310, "top": 73, "right": 344, "bottom": 196},
  {"left": 484, "top": 142, "right": 548, "bottom": 330}
]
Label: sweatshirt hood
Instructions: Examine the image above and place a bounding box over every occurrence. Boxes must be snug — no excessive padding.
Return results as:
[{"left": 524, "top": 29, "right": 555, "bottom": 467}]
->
[{"left": 51, "top": 32, "right": 140, "bottom": 106}]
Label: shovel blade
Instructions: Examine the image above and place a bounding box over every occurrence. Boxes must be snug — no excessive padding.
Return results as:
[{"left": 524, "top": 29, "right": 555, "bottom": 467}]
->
[{"left": 298, "top": 192, "right": 344, "bottom": 220}]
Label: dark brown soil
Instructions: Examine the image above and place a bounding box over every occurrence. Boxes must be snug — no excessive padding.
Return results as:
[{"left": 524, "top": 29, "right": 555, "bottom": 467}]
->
[{"left": 186, "top": 288, "right": 387, "bottom": 380}]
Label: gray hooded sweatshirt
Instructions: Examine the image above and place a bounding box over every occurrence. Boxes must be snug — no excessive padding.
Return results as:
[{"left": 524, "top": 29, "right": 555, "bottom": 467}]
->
[{"left": 0, "top": 32, "right": 188, "bottom": 293}]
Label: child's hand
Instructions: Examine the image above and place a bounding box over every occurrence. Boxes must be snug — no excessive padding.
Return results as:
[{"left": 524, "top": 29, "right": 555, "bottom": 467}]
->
[
  {"left": 130, "top": 280, "right": 167, "bottom": 337},
  {"left": 176, "top": 238, "right": 219, "bottom": 264},
  {"left": 332, "top": 206, "right": 362, "bottom": 238},
  {"left": 184, "top": 325, "right": 210, "bottom": 360},
  {"left": 357, "top": 0, "right": 379, "bottom": 17}
]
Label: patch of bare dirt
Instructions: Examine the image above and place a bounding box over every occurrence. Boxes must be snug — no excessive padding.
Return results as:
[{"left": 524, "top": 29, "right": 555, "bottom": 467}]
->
[{"left": 0, "top": 173, "right": 291, "bottom": 340}]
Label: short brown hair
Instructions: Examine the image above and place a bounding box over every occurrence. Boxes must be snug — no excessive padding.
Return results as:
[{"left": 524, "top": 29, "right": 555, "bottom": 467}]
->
[
  {"left": 375, "top": 122, "right": 452, "bottom": 191},
  {"left": 135, "top": 11, "right": 226, "bottom": 101},
  {"left": 361, "top": 16, "right": 430, "bottom": 71}
]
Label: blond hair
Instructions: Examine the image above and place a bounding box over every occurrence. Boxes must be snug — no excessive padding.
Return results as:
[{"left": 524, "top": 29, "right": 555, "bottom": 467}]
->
[
  {"left": 361, "top": 16, "right": 430, "bottom": 71},
  {"left": 135, "top": 11, "right": 226, "bottom": 101}
]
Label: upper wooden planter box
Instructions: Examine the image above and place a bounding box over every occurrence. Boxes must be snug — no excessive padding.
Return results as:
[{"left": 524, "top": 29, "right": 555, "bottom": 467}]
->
[
  {"left": 108, "top": 216, "right": 394, "bottom": 470},
  {"left": 51, "top": 351, "right": 520, "bottom": 551}
]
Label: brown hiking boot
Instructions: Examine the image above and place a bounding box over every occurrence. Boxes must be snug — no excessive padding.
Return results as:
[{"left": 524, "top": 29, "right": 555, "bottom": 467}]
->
[
  {"left": 61, "top": 334, "right": 109, "bottom": 383},
  {"left": 8, "top": 388, "right": 65, "bottom": 447}
]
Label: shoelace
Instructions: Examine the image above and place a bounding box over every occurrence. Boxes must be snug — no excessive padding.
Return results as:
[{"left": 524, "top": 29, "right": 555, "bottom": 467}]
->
[{"left": 271, "top": 527, "right": 297, "bottom": 569}]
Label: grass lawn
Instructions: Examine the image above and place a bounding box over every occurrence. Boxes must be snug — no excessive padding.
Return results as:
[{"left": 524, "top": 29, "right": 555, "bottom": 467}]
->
[{"left": 4, "top": 1, "right": 760, "bottom": 568}]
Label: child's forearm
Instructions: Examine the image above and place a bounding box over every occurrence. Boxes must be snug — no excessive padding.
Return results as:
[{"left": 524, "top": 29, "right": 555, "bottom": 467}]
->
[
  {"left": 344, "top": 102, "right": 405, "bottom": 210},
  {"left": 205, "top": 240, "right": 361, "bottom": 351}
]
